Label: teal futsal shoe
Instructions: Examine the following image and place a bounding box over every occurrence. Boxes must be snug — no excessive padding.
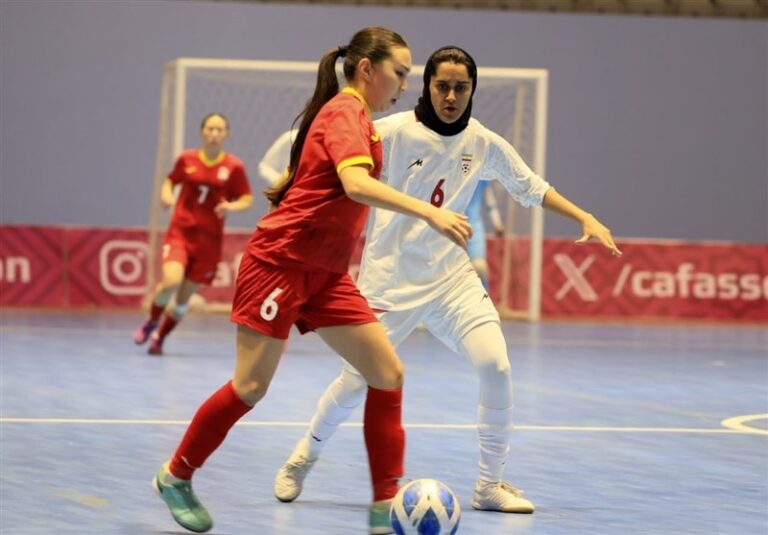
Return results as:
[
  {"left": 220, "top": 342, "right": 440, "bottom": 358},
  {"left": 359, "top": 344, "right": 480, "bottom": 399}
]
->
[
  {"left": 369, "top": 499, "right": 394, "bottom": 534},
  {"left": 152, "top": 466, "right": 213, "bottom": 533}
]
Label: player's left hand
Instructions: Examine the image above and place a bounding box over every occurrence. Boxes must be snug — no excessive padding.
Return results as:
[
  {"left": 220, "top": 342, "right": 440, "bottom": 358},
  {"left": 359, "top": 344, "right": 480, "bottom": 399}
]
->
[
  {"left": 575, "top": 215, "right": 622, "bottom": 256},
  {"left": 214, "top": 201, "right": 230, "bottom": 218}
]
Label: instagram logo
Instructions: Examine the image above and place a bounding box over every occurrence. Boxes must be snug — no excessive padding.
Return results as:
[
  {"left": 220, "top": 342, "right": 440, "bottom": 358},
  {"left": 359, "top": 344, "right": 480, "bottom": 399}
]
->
[{"left": 99, "top": 240, "right": 148, "bottom": 295}]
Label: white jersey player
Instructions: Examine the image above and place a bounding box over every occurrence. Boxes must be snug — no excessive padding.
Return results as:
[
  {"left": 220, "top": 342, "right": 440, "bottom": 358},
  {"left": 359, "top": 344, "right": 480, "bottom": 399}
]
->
[
  {"left": 358, "top": 111, "right": 547, "bottom": 315},
  {"left": 272, "top": 46, "right": 622, "bottom": 516},
  {"left": 257, "top": 129, "right": 294, "bottom": 186}
]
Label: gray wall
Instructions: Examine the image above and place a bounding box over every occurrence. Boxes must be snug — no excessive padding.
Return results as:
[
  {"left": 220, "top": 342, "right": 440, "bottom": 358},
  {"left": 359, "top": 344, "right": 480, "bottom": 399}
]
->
[{"left": 1, "top": 0, "right": 766, "bottom": 242}]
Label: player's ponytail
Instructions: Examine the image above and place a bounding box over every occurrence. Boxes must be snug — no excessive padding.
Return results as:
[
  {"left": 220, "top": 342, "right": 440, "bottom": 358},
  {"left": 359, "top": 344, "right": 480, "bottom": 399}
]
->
[{"left": 265, "top": 26, "right": 407, "bottom": 206}]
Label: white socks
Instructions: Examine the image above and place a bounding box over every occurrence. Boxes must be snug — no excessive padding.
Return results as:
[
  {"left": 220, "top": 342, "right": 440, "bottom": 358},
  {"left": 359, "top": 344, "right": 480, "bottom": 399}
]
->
[
  {"left": 477, "top": 405, "right": 514, "bottom": 483},
  {"left": 304, "top": 366, "right": 367, "bottom": 458},
  {"left": 459, "top": 322, "right": 516, "bottom": 483}
]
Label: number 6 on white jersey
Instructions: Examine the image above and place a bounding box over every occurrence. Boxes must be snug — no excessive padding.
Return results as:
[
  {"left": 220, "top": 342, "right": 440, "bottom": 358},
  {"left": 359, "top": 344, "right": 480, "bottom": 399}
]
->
[{"left": 260, "top": 287, "right": 284, "bottom": 321}]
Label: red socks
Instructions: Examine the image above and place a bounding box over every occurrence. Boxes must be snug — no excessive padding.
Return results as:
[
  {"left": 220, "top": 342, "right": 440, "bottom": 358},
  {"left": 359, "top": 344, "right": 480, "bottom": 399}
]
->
[
  {"left": 167, "top": 381, "right": 404, "bottom": 500},
  {"left": 149, "top": 302, "right": 165, "bottom": 322},
  {"left": 169, "top": 381, "right": 252, "bottom": 480},
  {"left": 364, "top": 386, "right": 405, "bottom": 501},
  {"left": 155, "top": 314, "right": 179, "bottom": 340}
]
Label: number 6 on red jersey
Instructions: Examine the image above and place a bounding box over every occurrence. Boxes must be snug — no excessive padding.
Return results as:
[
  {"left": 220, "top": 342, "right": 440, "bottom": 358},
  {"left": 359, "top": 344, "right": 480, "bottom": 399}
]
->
[{"left": 260, "top": 287, "right": 284, "bottom": 321}]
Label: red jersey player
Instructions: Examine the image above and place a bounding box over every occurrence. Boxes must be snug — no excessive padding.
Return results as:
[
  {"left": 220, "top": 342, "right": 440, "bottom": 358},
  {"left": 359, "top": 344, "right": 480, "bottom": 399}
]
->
[
  {"left": 134, "top": 112, "right": 253, "bottom": 355},
  {"left": 151, "top": 27, "right": 471, "bottom": 535}
]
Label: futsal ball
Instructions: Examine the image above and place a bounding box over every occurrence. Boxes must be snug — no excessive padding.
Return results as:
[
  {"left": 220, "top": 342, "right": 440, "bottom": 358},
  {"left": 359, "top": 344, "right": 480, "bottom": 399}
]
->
[{"left": 390, "top": 479, "right": 461, "bottom": 535}]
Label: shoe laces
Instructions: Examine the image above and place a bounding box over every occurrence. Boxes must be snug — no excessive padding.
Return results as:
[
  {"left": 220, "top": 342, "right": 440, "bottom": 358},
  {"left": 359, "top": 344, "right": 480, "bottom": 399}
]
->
[
  {"left": 499, "top": 481, "right": 525, "bottom": 497},
  {"left": 285, "top": 455, "right": 316, "bottom": 476},
  {"left": 165, "top": 480, "right": 203, "bottom": 509}
]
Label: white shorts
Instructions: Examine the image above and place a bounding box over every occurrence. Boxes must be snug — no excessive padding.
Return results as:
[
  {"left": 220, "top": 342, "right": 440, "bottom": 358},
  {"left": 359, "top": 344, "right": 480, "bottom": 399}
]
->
[{"left": 378, "top": 270, "right": 500, "bottom": 353}]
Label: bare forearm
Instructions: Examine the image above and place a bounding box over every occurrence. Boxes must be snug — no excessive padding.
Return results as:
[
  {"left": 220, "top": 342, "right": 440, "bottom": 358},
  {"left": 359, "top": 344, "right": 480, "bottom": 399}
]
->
[
  {"left": 338, "top": 166, "right": 472, "bottom": 248},
  {"left": 542, "top": 187, "right": 593, "bottom": 224},
  {"left": 542, "top": 187, "right": 622, "bottom": 256},
  {"left": 258, "top": 164, "right": 284, "bottom": 186},
  {"left": 341, "top": 168, "right": 432, "bottom": 220},
  {"left": 225, "top": 194, "right": 254, "bottom": 212},
  {"left": 160, "top": 179, "right": 175, "bottom": 206}
]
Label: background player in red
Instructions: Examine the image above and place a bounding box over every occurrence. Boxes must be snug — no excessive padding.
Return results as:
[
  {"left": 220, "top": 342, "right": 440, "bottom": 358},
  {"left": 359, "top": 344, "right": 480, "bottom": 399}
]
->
[
  {"left": 134, "top": 113, "right": 253, "bottom": 355},
  {"left": 151, "top": 27, "right": 471, "bottom": 535}
]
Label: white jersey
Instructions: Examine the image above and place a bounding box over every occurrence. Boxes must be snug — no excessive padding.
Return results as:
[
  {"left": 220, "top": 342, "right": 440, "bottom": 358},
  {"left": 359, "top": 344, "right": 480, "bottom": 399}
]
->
[
  {"left": 258, "top": 129, "right": 295, "bottom": 185},
  {"left": 357, "top": 111, "right": 551, "bottom": 311}
]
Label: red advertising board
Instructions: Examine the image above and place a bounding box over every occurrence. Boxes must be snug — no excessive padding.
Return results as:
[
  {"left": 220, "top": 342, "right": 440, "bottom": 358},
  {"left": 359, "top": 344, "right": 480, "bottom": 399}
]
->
[
  {"left": 537, "top": 239, "right": 768, "bottom": 321},
  {"left": 1, "top": 225, "right": 766, "bottom": 321},
  {"left": 66, "top": 228, "right": 149, "bottom": 307},
  {"left": 0, "top": 226, "right": 256, "bottom": 309},
  {"left": 0, "top": 225, "right": 67, "bottom": 307}
]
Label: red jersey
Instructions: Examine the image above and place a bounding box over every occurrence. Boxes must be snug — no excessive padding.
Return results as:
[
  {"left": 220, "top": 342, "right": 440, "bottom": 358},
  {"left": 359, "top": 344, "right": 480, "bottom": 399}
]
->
[
  {"left": 167, "top": 150, "right": 251, "bottom": 239},
  {"left": 248, "top": 88, "right": 382, "bottom": 273}
]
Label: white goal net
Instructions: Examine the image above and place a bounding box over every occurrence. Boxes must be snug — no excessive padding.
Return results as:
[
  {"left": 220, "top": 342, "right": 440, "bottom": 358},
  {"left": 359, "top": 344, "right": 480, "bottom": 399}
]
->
[{"left": 148, "top": 58, "right": 548, "bottom": 321}]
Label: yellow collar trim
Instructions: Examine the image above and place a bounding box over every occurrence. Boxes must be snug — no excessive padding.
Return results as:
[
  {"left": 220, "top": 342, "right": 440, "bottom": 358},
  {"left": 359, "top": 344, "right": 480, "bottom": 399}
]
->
[
  {"left": 198, "top": 150, "right": 226, "bottom": 168},
  {"left": 342, "top": 86, "right": 372, "bottom": 115}
]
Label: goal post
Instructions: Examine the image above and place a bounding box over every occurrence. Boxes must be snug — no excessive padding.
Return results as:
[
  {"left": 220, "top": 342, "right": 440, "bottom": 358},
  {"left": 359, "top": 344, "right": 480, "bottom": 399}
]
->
[{"left": 147, "top": 58, "right": 548, "bottom": 321}]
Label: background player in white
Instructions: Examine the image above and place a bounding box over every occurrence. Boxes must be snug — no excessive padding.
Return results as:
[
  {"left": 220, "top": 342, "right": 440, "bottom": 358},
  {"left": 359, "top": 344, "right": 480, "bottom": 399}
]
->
[
  {"left": 257, "top": 129, "right": 294, "bottom": 185},
  {"left": 272, "top": 46, "right": 621, "bottom": 514},
  {"left": 466, "top": 181, "right": 504, "bottom": 289}
]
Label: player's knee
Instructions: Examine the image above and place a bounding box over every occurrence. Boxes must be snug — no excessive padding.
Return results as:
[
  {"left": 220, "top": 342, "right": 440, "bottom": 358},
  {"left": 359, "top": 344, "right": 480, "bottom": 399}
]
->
[
  {"left": 477, "top": 358, "right": 511, "bottom": 385},
  {"left": 339, "top": 368, "right": 368, "bottom": 394},
  {"left": 232, "top": 378, "right": 270, "bottom": 406},
  {"left": 381, "top": 360, "right": 404, "bottom": 389},
  {"left": 366, "top": 361, "right": 404, "bottom": 391},
  {"left": 157, "top": 280, "right": 181, "bottom": 295},
  {"left": 496, "top": 357, "right": 511, "bottom": 377}
]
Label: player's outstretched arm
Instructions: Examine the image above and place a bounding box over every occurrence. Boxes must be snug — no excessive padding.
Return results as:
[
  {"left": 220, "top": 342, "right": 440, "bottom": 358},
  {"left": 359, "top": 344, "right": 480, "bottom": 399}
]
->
[
  {"left": 160, "top": 178, "right": 175, "bottom": 209},
  {"left": 339, "top": 165, "right": 472, "bottom": 248},
  {"left": 542, "top": 187, "right": 622, "bottom": 256},
  {"left": 215, "top": 194, "right": 254, "bottom": 217},
  {"left": 258, "top": 130, "right": 294, "bottom": 185},
  {"left": 258, "top": 163, "right": 285, "bottom": 186}
]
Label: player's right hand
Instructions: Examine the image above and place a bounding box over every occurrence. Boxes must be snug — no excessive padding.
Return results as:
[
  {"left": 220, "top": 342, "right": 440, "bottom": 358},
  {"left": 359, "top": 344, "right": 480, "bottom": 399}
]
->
[
  {"left": 160, "top": 194, "right": 175, "bottom": 210},
  {"left": 427, "top": 207, "right": 473, "bottom": 249}
]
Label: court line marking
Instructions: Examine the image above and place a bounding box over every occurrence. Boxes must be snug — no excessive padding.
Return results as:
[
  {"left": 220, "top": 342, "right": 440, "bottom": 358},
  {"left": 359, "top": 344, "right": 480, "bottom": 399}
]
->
[
  {"left": 720, "top": 413, "right": 768, "bottom": 434},
  {"left": 2, "top": 324, "right": 765, "bottom": 351},
  {"left": 1, "top": 417, "right": 766, "bottom": 435}
]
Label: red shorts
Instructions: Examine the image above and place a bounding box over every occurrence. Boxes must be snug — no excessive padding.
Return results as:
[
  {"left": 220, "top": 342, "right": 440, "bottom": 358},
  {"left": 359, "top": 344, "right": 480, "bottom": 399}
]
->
[
  {"left": 231, "top": 253, "right": 377, "bottom": 340},
  {"left": 163, "top": 227, "right": 221, "bottom": 285}
]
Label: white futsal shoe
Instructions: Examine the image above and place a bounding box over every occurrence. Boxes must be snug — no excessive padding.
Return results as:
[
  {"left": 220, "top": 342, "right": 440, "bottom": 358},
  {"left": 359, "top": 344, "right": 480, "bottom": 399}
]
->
[
  {"left": 471, "top": 480, "right": 535, "bottom": 513},
  {"left": 274, "top": 437, "right": 317, "bottom": 502}
]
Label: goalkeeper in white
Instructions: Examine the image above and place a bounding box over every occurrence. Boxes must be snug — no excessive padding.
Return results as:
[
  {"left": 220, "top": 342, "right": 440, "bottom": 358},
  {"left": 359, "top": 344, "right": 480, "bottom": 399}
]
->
[{"left": 271, "top": 46, "right": 622, "bottom": 514}]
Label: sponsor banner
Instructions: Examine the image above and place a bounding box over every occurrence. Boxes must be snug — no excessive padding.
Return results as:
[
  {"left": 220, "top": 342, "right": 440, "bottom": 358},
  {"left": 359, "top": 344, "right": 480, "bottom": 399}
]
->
[
  {"left": 486, "top": 237, "right": 531, "bottom": 313},
  {"left": 66, "top": 228, "right": 149, "bottom": 307},
  {"left": 0, "top": 225, "right": 67, "bottom": 306},
  {"left": 538, "top": 239, "right": 768, "bottom": 321},
  {"left": 3, "top": 225, "right": 766, "bottom": 321},
  {"left": 0, "top": 226, "right": 289, "bottom": 309}
]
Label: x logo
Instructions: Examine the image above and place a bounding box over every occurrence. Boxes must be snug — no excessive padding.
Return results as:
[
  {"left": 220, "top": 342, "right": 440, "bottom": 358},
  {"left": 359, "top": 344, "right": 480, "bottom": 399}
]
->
[{"left": 553, "top": 254, "right": 598, "bottom": 301}]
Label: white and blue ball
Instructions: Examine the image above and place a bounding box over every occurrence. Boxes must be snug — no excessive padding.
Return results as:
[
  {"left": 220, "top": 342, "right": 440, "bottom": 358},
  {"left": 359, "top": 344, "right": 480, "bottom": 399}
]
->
[{"left": 390, "top": 479, "right": 461, "bottom": 535}]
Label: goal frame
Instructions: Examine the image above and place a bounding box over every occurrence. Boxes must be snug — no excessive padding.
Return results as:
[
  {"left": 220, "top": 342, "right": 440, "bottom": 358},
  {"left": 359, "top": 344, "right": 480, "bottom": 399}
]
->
[{"left": 149, "top": 58, "right": 548, "bottom": 321}]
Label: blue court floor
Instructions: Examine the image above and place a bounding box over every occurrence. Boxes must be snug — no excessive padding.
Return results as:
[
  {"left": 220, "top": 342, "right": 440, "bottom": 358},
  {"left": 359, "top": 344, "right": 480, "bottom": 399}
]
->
[{"left": 1, "top": 310, "right": 766, "bottom": 534}]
